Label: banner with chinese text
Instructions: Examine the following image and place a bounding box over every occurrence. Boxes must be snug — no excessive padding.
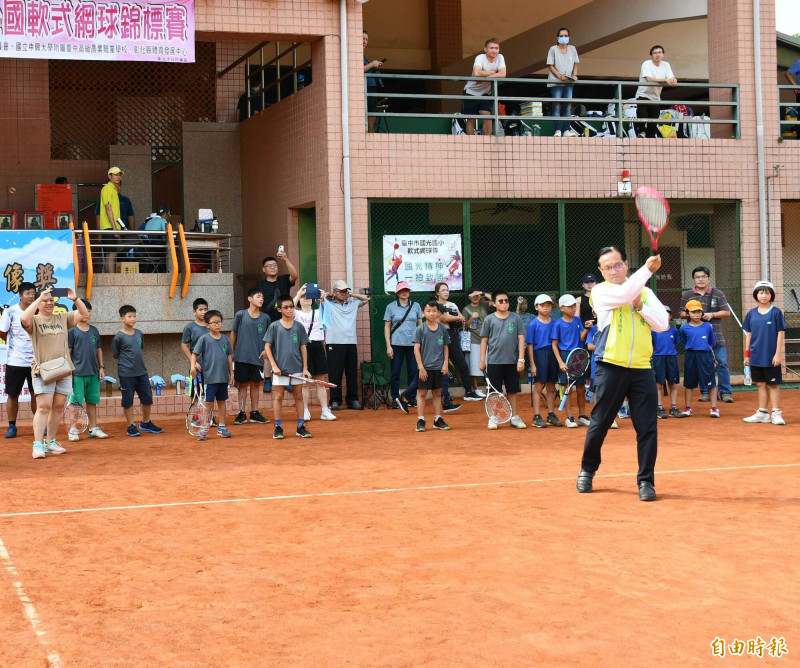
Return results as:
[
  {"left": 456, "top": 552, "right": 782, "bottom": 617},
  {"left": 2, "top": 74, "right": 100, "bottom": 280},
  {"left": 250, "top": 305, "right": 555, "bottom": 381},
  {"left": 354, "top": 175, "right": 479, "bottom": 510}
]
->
[
  {"left": 1, "top": 230, "right": 74, "bottom": 403},
  {"left": 0, "top": 0, "right": 195, "bottom": 63},
  {"left": 382, "top": 234, "right": 463, "bottom": 295}
]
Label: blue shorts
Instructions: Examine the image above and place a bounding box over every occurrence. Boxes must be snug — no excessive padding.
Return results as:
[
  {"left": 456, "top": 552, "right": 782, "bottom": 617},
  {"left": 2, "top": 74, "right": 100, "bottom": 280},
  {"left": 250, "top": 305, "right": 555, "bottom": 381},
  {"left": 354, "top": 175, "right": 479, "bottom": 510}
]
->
[
  {"left": 205, "top": 382, "right": 230, "bottom": 403},
  {"left": 558, "top": 349, "right": 586, "bottom": 386},
  {"left": 683, "top": 350, "right": 716, "bottom": 390},
  {"left": 532, "top": 348, "right": 559, "bottom": 384},
  {"left": 120, "top": 374, "right": 153, "bottom": 408},
  {"left": 461, "top": 92, "right": 492, "bottom": 115},
  {"left": 652, "top": 355, "right": 679, "bottom": 386}
]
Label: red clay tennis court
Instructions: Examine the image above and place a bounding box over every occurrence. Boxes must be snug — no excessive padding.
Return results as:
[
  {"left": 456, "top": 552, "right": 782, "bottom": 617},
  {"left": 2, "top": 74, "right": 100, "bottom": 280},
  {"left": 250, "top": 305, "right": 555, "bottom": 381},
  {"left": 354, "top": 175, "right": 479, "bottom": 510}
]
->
[{"left": 1, "top": 392, "right": 797, "bottom": 665}]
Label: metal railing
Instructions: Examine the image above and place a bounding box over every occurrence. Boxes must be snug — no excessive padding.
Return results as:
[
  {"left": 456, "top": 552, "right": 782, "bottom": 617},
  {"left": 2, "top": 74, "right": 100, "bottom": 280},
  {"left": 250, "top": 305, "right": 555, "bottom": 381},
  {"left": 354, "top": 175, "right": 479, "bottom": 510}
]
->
[
  {"left": 76, "top": 225, "right": 231, "bottom": 299},
  {"left": 366, "top": 74, "right": 740, "bottom": 138},
  {"left": 778, "top": 84, "right": 799, "bottom": 129}
]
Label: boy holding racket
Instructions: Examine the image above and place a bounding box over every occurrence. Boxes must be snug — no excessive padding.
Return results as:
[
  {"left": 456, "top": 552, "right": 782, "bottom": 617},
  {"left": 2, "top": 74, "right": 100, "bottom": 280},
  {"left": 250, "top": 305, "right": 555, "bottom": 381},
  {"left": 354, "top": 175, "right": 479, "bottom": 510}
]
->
[
  {"left": 191, "top": 310, "right": 234, "bottom": 440},
  {"left": 679, "top": 300, "right": 719, "bottom": 418},
  {"left": 742, "top": 280, "right": 786, "bottom": 425},
  {"left": 112, "top": 305, "right": 163, "bottom": 437},
  {"left": 479, "top": 289, "right": 526, "bottom": 430},
  {"left": 651, "top": 305, "right": 683, "bottom": 418},
  {"left": 67, "top": 299, "right": 108, "bottom": 441},
  {"left": 412, "top": 300, "right": 451, "bottom": 432},
  {"left": 230, "top": 288, "right": 271, "bottom": 425},
  {"left": 552, "top": 295, "right": 589, "bottom": 428},
  {"left": 526, "top": 294, "right": 560, "bottom": 428},
  {"left": 263, "top": 295, "right": 312, "bottom": 439}
]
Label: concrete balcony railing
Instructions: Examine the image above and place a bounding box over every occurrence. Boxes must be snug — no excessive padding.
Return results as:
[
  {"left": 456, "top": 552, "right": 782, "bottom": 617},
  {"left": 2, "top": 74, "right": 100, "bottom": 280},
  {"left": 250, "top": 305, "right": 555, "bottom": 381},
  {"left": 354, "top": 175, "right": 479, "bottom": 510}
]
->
[{"left": 366, "top": 74, "right": 739, "bottom": 139}]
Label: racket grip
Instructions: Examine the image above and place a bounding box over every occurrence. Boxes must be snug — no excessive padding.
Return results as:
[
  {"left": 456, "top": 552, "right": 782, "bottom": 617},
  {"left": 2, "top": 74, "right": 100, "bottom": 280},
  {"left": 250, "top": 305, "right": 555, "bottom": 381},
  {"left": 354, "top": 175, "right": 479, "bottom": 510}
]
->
[{"left": 558, "top": 391, "right": 568, "bottom": 412}]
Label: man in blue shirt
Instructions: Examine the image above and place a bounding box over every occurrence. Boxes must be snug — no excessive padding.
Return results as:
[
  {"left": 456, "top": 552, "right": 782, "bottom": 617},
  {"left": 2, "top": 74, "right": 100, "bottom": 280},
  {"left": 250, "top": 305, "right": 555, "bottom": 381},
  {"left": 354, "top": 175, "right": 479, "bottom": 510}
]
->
[{"left": 784, "top": 59, "right": 800, "bottom": 104}]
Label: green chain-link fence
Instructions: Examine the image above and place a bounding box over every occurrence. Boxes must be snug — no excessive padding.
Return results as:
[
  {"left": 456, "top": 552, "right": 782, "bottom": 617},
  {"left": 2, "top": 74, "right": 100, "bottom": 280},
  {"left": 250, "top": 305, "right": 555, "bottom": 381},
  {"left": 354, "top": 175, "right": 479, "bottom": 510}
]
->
[{"left": 368, "top": 199, "right": 742, "bottom": 384}]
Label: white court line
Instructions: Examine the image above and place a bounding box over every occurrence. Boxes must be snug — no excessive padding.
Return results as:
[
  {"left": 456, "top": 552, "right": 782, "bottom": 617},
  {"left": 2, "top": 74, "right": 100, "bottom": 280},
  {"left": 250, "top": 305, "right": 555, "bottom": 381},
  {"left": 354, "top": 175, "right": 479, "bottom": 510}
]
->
[
  {"left": 0, "top": 462, "right": 798, "bottom": 520},
  {"left": 0, "top": 538, "right": 62, "bottom": 667}
]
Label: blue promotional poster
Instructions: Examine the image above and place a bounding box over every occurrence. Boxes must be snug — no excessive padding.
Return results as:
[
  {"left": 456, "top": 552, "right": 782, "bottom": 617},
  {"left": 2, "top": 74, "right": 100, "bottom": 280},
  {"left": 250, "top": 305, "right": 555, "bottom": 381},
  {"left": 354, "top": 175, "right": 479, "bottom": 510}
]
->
[{"left": 1, "top": 230, "right": 75, "bottom": 403}]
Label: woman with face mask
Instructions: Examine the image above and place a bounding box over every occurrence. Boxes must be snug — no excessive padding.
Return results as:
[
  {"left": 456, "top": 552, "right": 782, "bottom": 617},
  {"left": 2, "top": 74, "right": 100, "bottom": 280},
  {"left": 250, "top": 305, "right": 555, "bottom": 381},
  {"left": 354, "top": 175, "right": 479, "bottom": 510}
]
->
[{"left": 546, "top": 28, "right": 580, "bottom": 137}]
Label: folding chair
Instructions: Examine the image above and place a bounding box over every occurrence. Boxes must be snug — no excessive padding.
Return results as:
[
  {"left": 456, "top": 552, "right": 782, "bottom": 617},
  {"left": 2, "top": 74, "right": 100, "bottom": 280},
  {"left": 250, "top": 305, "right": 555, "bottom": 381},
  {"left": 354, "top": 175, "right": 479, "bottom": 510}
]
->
[{"left": 360, "top": 361, "right": 392, "bottom": 410}]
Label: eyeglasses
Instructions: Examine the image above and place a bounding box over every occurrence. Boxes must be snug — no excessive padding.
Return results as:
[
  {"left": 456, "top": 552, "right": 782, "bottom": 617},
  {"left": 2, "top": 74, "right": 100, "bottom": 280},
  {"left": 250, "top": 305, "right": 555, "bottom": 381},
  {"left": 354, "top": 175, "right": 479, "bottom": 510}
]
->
[
  {"left": 263, "top": 263, "right": 278, "bottom": 269},
  {"left": 207, "top": 320, "right": 222, "bottom": 325},
  {"left": 496, "top": 299, "right": 509, "bottom": 304},
  {"left": 600, "top": 261, "right": 626, "bottom": 273},
  {"left": 279, "top": 305, "right": 295, "bottom": 310}
]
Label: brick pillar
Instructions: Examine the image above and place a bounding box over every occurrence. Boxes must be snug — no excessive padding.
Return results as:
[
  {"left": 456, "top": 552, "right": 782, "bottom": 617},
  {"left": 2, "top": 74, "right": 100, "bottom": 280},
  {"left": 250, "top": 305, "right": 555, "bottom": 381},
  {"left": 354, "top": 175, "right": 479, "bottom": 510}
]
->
[{"left": 429, "top": 0, "right": 463, "bottom": 73}]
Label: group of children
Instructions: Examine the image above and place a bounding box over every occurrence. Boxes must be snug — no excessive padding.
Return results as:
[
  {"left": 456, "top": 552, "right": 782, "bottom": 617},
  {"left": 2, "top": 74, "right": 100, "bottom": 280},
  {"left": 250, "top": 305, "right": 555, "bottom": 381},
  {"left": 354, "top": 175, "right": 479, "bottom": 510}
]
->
[{"left": 409, "top": 280, "right": 790, "bottom": 430}]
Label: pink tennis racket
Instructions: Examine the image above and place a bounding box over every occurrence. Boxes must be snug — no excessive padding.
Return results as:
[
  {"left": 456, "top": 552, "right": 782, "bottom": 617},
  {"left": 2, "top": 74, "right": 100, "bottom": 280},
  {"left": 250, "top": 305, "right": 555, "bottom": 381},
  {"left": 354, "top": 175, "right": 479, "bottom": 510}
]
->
[{"left": 634, "top": 186, "right": 670, "bottom": 252}]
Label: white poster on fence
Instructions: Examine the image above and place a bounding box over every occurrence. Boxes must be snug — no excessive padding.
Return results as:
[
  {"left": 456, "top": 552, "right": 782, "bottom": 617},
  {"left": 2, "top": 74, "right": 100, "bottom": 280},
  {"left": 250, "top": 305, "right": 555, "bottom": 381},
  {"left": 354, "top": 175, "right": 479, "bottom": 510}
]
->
[
  {"left": 0, "top": 343, "right": 32, "bottom": 404},
  {"left": 382, "top": 234, "right": 463, "bottom": 294}
]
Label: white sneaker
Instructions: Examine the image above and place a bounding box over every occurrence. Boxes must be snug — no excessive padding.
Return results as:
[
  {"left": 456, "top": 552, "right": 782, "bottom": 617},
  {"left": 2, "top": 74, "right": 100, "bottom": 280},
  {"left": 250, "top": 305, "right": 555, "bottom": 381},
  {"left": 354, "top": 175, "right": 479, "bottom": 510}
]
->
[
  {"left": 474, "top": 389, "right": 486, "bottom": 398},
  {"left": 553, "top": 130, "right": 562, "bottom": 137},
  {"left": 510, "top": 415, "right": 527, "bottom": 429},
  {"left": 610, "top": 419, "right": 619, "bottom": 429},
  {"left": 563, "top": 129, "right": 579, "bottom": 137},
  {"left": 88, "top": 427, "right": 109, "bottom": 439},
  {"left": 743, "top": 409, "right": 771, "bottom": 423},
  {"left": 772, "top": 410, "right": 786, "bottom": 425},
  {"left": 487, "top": 417, "right": 499, "bottom": 430},
  {"left": 45, "top": 439, "right": 67, "bottom": 455},
  {"left": 68, "top": 427, "right": 80, "bottom": 442},
  {"left": 565, "top": 417, "right": 578, "bottom": 428},
  {"left": 32, "top": 441, "right": 46, "bottom": 459},
  {"left": 320, "top": 408, "right": 337, "bottom": 421},
  {"left": 303, "top": 408, "right": 312, "bottom": 422}
]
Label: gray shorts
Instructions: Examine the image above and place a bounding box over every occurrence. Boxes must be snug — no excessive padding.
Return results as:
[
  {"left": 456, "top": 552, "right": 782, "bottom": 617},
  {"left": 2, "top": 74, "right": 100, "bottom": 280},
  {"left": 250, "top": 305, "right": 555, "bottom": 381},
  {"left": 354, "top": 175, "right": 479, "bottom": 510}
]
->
[{"left": 32, "top": 375, "right": 73, "bottom": 396}]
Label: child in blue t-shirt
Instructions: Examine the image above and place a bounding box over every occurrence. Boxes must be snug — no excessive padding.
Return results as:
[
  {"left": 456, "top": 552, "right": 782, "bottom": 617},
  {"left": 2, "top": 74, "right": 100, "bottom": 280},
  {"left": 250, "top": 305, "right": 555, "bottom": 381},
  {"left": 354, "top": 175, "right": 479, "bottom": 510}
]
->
[
  {"left": 651, "top": 305, "right": 683, "bottom": 419},
  {"left": 551, "top": 295, "right": 588, "bottom": 428},
  {"left": 680, "top": 299, "right": 718, "bottom": 418},
  {"left": 526, "top": 294, "right": 559, "bottom": 428},
  {"left": 742, "top": 281, "right": 786, "bottom": 425}
]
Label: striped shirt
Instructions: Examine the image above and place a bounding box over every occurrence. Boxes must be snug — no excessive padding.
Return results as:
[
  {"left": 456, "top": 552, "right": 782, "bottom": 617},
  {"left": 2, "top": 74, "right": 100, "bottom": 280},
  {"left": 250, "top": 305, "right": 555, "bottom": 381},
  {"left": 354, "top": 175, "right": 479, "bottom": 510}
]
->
[{"left": 679, "top": 287, "right": 729, "bottom": 347}]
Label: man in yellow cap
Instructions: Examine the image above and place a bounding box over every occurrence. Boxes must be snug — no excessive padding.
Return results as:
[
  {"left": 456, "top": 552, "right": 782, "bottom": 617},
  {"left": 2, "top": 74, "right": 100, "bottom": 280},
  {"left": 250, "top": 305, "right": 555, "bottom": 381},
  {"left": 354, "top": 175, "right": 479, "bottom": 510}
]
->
[{"left": 99, "top": 166, "right": 124, "bottom": 273}]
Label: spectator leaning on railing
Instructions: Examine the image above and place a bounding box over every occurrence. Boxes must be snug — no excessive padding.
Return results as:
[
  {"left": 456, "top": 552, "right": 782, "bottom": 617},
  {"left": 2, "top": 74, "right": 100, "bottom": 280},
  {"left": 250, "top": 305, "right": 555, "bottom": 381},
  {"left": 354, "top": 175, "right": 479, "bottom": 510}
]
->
[
  {"left": 634, "top": 45, "right": 677, "bottom": 139},
  {"left": 784, "top": 58, "right": 800, "bottom": 105},
  {"left": 461, "top": 38, "right": 506, "bottom": 136}
]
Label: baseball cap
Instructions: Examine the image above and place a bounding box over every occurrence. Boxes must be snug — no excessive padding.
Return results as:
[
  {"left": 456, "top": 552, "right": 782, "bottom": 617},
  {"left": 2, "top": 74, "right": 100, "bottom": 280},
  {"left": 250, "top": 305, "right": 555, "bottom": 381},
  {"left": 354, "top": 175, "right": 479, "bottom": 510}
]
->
[
  {"left": 664, "top": 305, "right": 672, "bottom": 313},
  {"left": 581, "top": 273, "right": 597, "bottom": 283},
  {"left": 332, "top": 279, "right": 350, "bottom": 291},
  {"left": 752, "top": 280, "right": 775, "bottom": 300},
  {"left": 108, "top": 166, "right": 124, "bottom": 175},
  {"left": 558, "top": 294, "right": 577, "bottom": 307},
  {"left": 394, "top": 281, "right": 411, "bottom": 293},
  {"left": 534, "top": 294, "right": 553, "bottom": 306},
  {"left": 685, "top": 299, "right": 703, "bottom": 312}
]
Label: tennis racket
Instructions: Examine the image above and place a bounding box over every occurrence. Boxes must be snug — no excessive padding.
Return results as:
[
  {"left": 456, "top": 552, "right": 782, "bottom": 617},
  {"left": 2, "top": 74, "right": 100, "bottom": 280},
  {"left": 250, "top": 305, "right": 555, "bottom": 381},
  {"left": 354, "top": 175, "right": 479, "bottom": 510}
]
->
[
  {"left": 287, "top": 374, "right": 337, "bottom": 388},
  {"left": 791, "top": 288, "right": 800, "bottom": 312},
  {"left": 63, "top": 395, "right": 89, "bottom": 435},
  {"left": 559, "top": 348, "right": 590, "bottom": 411},
  {"left": 635, "top": 186, "right": 670, "bottom": 252},
  {"left": 185, "top": 376, "right": 210, "bottom": 436},
  {"left": 483, "top": 372, "right": 512, "bottom": 424}
]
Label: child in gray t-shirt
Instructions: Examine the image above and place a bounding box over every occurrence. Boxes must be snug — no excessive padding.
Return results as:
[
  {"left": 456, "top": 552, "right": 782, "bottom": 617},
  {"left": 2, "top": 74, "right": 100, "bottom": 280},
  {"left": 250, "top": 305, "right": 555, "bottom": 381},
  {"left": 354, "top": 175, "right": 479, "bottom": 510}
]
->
[
  {"left": 263, "top": 295, "right": 311, "bottom": 440},
  {"left": 412, "top": 300, "right": 451, "bottom": 432},
  {"left": 191, "top": 310, "right": 234, "bottom": 440}
]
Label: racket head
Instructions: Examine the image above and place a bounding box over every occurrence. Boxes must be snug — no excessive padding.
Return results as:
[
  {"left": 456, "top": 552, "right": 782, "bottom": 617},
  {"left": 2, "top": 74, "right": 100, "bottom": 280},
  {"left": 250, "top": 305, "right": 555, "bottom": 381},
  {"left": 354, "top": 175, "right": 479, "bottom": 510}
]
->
[
  {"left": 634, "top": 186, "right": 670, "bottom": 250},
  {"left": 186, "top": 402, "right": 210, "bottom": 436},
  {"left": 564, "top": 348, "right": 590, "bottom": 381},
  {"left": 62, "top": 398, "right": 89, "bottom": 434},
  {"left": 485, "top": 391, "right": 513, "bottom": 424}
]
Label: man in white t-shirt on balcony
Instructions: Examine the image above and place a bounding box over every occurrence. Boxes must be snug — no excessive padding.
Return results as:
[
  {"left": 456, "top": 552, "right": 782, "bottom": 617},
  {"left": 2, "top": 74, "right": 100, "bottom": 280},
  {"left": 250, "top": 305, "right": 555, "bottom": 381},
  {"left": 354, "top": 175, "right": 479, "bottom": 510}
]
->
[
  {"left": 461, "top": 38, "right": 506, "bottom": 136},
  {"left": 634, "top": 45, "right": 677, "bottom": 138}
]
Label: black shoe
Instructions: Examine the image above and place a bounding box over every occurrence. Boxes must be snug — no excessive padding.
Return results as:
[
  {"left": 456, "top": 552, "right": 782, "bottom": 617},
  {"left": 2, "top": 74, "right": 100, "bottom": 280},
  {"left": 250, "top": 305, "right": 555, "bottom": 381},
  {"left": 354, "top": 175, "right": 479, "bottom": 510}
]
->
[
  {"left": 576, "top": 469, "right": 595, "bottom": 493},
  {"left": 273, "top": 425, "right": 284, "bottom": 439},
  {"left": 433, "top": 417, "right": 450, "bottom": 430},
  {"left": 698, "top": 394, "right": 710, "bottom": 402},
  {"left": 657, "top": 405, "right": 668, "bottom": 419},
  {"left": 233, "top": 411, "right": 248, "bottom": 425},
  {"left": 668, "top": 407, "right": 686, "bottom": 418},
  {"left": 250, "top": 410, "right": 270, "bottom": 424},
  {"left": 296, "top": 425, "right": 312, "bottom": 438},
  {"left": 546, "top": 412, "right": 563, "bottom": 427},
  {"left": 638, "top": 481, "right": 656, "bottom": 501},
  {"left": 395, "top": 396, "right": 410, "bottom": 414},
  {"left": 330, "top": 401, "right": 341, "bottom": 411},
  {"left": 347, "top": 401, "right": 363, "bottom": 410},
  {"left": 443, "top": 403, "right": 462, "bottom": 413},
  {"left": 415, "top": 418, "right": 426, "bottom": 432},
  {"left": 406, "top": 400, "right": 417, "bottom": 408},
  {"left": 532, "top": 414, "right": 548, "bottom": 428},
  {"left": 463, "top": 391, "right": 482, "bottom": 402}
]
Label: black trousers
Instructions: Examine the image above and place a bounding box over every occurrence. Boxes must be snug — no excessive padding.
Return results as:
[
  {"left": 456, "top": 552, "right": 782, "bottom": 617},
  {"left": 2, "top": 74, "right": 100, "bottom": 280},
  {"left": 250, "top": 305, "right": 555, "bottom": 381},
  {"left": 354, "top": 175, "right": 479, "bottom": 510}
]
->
[
  {"left": 327, "top": 343, "right": 359, "bottom": 405},
  {"left": 442, "top": 329, "right": 471, "bottom": 403},
  {"left": 634, "top": 96, "right": 660, "bottom": 138},
  {"left": 580, "top": 361, "right": 658, "bottom": 485}
]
